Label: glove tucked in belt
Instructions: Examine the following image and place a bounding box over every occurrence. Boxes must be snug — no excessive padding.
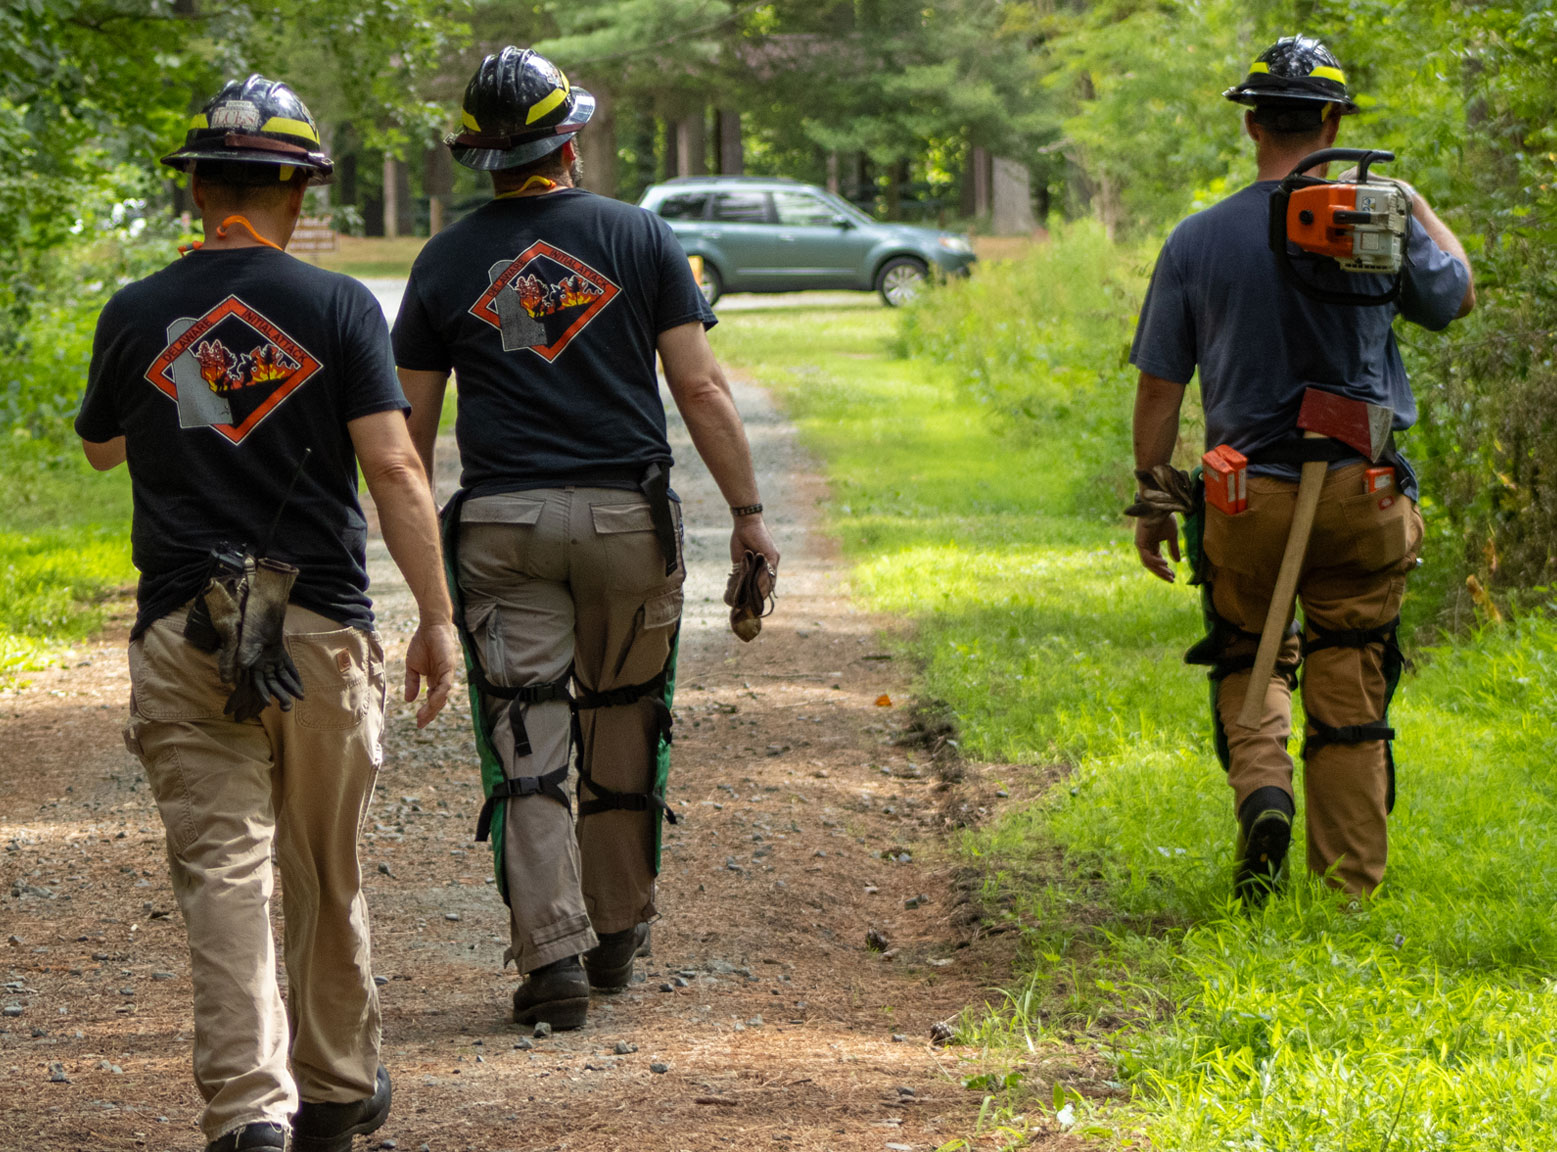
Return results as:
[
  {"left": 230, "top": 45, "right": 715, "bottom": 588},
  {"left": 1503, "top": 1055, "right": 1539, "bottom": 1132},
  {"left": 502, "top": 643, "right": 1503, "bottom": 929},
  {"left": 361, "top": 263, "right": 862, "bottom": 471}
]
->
[{"left": 185, "top": 546, "right": 306, "bottom": 722}]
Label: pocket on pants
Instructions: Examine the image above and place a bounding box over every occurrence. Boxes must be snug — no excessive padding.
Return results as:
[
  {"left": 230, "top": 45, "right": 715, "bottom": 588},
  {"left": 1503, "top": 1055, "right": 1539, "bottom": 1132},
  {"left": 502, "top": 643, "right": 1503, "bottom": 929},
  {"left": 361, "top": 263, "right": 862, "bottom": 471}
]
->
[
  {"left": 289, "top": 630, "right": 371, "bottom": 730},
  {"left": 593, "top": 501, "right": 680, "bottom": 590},
  {"left": 1338, "top": 489, "right": 1413, "bottom": 574},
  {"left": 127, "top": 620, "right": 228, "bottom": 722},
  {"left": 1203, "top": 495, "right": 1289, "bottom": 579}
]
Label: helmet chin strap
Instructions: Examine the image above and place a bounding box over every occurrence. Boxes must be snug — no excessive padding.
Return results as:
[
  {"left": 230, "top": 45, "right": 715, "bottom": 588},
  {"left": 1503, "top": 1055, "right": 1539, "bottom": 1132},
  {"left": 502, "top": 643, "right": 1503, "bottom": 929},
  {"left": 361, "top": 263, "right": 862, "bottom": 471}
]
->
[{"left": 179, "top": 214, "right": 285, "bottom": 254}]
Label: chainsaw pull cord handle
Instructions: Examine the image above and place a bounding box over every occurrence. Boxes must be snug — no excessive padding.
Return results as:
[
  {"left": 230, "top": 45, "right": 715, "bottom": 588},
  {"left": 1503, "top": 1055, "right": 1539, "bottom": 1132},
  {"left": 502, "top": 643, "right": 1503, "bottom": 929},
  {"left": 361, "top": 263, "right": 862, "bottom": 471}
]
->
[{"left": 1270, "top": 148, "right": 1403, "bottom": 308}]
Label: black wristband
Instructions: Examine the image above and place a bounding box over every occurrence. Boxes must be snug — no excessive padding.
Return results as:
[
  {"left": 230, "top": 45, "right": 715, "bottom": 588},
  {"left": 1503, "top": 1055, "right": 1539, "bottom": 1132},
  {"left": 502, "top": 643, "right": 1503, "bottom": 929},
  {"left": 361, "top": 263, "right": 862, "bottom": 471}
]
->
[{"left": 730, "top": 503, "right": 763, "bottom": 517}]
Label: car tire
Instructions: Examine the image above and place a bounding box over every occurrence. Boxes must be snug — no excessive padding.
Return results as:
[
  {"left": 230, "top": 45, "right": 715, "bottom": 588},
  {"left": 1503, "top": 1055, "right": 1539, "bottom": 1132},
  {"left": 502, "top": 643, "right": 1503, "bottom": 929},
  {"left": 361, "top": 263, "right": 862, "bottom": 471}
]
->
[
  {"left": 875, "top": 257, "right": 928, "bottom": 307},
  {"left": 699, "top": 262, "right": 723, "bottom": 309}
]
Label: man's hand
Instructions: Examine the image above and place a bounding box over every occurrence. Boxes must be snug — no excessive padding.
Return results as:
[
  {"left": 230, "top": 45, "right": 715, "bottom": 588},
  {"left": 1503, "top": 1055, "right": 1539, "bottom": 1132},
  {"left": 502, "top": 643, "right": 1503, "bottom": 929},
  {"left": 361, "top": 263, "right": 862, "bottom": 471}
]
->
[
  {"left": 731, "top": 514, "right": 780, "bottom": 574},
  {"left": 404, "top": 620, "right": 460, "bottom": 728},
  {"left": 1135, "top": 513, "right": 1181, "bottom": 583}
]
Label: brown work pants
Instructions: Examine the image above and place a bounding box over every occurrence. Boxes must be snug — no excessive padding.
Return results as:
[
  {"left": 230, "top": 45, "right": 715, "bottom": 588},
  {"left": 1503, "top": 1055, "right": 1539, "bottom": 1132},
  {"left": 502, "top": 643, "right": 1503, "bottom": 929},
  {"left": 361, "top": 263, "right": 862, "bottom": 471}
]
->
[
  {"left": 457, "top": 487, "right": 684, "bottom": 974},
  {"left": 124, "top": 606, "right": 385, "bottom": 1144},
  {"left": 1202, "top": 462, "right": 1423, "bottom": 895}
]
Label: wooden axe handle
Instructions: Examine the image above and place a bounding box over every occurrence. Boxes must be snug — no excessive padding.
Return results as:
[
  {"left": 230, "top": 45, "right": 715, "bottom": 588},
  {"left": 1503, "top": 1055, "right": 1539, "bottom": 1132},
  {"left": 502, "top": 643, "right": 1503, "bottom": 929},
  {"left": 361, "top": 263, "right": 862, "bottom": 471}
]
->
[{"left": 1234, "top": 438, "right": 1327, "bottom": 729}]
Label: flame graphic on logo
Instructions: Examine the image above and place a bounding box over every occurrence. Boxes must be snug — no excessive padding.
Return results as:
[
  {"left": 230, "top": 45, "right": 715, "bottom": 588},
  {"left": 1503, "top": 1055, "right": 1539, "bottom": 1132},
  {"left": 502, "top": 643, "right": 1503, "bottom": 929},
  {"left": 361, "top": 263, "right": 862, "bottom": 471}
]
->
[
  {"left": 192, "top": 338, "right": 299, "bottom": 394},
  {"left": 508, "top": 271, "right": 604, "bottom": 318}
]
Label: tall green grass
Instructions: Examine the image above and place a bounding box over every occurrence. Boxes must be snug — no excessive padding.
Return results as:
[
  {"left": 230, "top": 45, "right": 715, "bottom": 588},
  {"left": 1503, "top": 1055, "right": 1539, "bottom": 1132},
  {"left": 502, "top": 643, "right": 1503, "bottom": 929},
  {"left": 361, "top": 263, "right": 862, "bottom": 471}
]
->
[{"left": 712, "top": 232, "right": 1557, "bottom": 1149}]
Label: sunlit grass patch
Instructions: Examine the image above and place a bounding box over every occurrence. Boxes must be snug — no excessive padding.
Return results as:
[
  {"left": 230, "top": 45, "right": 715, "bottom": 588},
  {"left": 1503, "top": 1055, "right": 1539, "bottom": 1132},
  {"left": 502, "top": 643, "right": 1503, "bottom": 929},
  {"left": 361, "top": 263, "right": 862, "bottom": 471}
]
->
[{"left": 0, "top": 438, "right": 134, "bottom": 677}]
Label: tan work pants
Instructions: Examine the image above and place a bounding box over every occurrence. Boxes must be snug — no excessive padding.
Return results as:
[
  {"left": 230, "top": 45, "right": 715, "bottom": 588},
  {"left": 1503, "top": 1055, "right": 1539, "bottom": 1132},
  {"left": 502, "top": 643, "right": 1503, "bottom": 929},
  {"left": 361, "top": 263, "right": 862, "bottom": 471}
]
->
[
  {"left": 1203, "top": 462, "right": 1423, "bottom": 895},
  {"left": 457, "top": 487, "right": 684, "bottom": 974},
  {"left": 124, "top": 606, "right": 385, "bottom": 1143}
]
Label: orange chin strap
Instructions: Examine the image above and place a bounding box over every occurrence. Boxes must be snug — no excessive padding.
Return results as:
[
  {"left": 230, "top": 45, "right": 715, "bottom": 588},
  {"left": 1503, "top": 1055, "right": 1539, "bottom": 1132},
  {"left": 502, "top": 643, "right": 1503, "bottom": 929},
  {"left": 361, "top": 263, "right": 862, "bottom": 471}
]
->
[
  {"left": 495, "top": 175, "right": 559, "bottom": 199},
  {"left": 179, "top": 214, "right": 285, "bottom": 254}
]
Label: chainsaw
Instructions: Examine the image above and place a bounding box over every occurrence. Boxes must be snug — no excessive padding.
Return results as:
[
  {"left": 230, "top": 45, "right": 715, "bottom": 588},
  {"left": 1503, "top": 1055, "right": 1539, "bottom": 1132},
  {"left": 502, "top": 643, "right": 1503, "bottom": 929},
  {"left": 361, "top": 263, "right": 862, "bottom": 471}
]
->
[{"left": 1268, "top": 147, "right": 1410, "bottom": 306}]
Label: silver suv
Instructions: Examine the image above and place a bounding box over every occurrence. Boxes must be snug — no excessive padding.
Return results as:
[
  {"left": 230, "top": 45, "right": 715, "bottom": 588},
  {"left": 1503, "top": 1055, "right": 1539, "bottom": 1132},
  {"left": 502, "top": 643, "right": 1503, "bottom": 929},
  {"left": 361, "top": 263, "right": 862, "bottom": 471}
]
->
[{"left": 638, "top": 176, "right": 976, "bottom": 307}]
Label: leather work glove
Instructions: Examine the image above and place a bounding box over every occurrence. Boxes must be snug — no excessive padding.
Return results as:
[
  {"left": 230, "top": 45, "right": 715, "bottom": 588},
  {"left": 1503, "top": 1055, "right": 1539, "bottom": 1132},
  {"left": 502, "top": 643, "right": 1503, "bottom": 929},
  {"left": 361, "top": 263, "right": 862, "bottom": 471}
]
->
[
  {"left": 223, "top": 557, "right": 305, "bottom": 722},
  {"left": 195, "top": 554, "right": 254, "bottom": 685},
  {"left": 1124, "top": 464, "right": 1196, "bottom": 519},
  {"left": 724, "top": 549, "right": 777, "bottom": 642}
]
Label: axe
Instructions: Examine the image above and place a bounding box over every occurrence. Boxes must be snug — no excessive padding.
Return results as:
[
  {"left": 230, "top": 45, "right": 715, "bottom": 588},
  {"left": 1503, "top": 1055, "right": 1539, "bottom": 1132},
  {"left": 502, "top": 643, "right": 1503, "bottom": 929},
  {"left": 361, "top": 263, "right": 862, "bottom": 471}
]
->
[{"left": 1234, "top": 388, "right": 1394, "bottom": 729}]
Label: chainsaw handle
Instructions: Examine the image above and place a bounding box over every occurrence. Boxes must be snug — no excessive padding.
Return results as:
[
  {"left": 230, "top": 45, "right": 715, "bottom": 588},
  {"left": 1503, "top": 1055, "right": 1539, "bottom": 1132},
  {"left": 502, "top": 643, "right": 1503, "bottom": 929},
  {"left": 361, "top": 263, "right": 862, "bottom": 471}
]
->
[{"left": 1284, "top": 148, "right": 1395, "bottom": 188}]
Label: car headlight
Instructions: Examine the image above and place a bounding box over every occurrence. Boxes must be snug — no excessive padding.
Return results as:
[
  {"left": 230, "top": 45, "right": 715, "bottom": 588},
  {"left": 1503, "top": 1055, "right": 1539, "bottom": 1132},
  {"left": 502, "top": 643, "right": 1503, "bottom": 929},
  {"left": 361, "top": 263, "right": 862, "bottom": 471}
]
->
[{"left": 938, "top": 236, "right": 973, "bottom": 255}]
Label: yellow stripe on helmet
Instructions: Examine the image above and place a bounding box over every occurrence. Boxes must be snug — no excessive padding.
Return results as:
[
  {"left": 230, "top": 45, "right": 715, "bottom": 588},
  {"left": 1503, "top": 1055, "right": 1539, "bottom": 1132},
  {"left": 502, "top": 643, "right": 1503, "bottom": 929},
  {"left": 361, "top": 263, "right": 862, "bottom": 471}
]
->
[
  {"left": 1248, "top": 61, "right": 1269, "bottom": 74},
  {"left": 278, "top": 165, "right": 296, "bottom": 181},
  {"left": 461, "top": 108, "right": 481, "bottom": 132},
  {"left": 189, "top": 113, "right": 210, "bottom": 129},
  {"left": 1310, "top": 65, "right": 1346, "bottom": 84},
  {"left": 526, "top": 86, "right": 568, "bottom": 125},
  {"left": 261, "top": 116, "right": 320, "bottom": 144}
]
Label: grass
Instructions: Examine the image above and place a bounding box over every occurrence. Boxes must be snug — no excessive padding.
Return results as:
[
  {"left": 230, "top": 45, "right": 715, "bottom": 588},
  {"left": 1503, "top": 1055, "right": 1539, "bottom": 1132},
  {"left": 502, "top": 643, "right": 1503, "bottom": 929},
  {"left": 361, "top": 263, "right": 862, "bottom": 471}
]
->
[
  {"left": 0, "top": 436, "right": 135, "bottom": 677},
  {"left": 300, "top": 234, "right": 427, "bottom": 279},
  {"left": 711, "top": 273, "right": 1557, "bottom": 1149}
]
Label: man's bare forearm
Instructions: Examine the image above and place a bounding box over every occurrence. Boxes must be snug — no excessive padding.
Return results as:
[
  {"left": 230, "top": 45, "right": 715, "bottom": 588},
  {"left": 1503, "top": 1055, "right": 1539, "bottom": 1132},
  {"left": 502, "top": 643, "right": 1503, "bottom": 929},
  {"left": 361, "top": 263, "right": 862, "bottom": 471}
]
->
[
  {"left": 366, "top": 463, "right": 453, "bottom": 625},
  {"left": 1133, "top": 372, "right": 1187, "bottom": 472}
]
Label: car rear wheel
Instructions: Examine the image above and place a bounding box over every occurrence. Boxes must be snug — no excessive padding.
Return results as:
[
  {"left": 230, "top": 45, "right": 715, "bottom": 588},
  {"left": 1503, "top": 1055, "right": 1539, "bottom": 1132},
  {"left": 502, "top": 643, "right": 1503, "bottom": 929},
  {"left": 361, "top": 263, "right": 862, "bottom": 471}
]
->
[
  {"left": 875, "top": 257, "right": 928, "bottom": 307},
  {"left": 699, "top": 262, "right": 723, "bottom": 309}
]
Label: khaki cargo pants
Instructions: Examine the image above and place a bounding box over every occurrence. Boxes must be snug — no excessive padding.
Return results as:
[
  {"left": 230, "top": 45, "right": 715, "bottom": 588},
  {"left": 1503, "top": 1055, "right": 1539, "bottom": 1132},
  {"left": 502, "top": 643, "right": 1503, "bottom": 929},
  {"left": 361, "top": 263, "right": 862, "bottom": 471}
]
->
[
  {"left": 1203, "top": 462, "right": 1423, "bottom": 895},
  {"left": 124, "top": 605, "right": 385, "bottom": 1144},
  {"left": 457, "top": 487, "right": 685, "bottom": 973}
]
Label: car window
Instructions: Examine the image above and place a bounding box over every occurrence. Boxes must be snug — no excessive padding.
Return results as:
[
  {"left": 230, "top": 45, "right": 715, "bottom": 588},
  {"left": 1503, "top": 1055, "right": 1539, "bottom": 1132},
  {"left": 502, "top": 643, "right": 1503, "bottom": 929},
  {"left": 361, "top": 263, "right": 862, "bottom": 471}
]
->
[
  {"left": 710, "top": 192, "right": 772, "bottom": 224},
  {"left": 654, "top": 192, "right": 710, "bottom": 221},
  {"left": 772, "top": 191, "right": 837, "bottom": 227}
]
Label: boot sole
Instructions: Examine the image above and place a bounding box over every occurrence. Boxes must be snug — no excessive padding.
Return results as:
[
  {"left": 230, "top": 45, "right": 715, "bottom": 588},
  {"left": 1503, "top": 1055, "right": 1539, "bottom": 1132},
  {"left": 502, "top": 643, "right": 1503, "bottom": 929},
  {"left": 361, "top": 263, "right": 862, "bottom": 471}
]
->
[
  {"left": 513, "top": 995, "right": 589, "bottom": 1030},
  {"left": 1235, "top": 810, "right": 1291, "bottom": 905}
]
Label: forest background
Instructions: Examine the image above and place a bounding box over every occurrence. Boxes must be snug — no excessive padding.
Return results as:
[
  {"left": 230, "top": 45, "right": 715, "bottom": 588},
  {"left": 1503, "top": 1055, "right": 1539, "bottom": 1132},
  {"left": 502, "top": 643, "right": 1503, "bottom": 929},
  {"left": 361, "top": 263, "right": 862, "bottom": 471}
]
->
[{"left": 4, "top": 0, "right": 1556, "bottom": 628}]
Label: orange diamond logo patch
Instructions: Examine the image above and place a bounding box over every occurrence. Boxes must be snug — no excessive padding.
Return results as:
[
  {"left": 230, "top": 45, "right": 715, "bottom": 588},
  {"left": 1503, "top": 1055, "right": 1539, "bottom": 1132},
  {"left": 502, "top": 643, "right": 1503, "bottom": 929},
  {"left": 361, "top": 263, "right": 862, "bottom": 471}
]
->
[
  {"left": 145, "top": 295, "right": 322, "bottom": 444},
  {"left": 469, "top": 241, "right": 620, "bottom": 361}
]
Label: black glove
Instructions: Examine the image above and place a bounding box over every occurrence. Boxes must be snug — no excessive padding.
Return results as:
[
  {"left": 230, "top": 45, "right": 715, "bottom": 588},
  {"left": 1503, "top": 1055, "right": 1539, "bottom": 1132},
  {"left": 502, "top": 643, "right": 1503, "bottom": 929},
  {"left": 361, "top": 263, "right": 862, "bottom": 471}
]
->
[{"left": 223, "top": 557, "right": 305, "bottom": 722}]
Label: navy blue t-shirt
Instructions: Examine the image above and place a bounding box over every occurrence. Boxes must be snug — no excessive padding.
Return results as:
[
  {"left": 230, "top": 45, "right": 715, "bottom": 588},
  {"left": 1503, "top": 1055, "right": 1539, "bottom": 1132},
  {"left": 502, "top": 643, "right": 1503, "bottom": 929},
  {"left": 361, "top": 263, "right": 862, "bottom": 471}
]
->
[
  {"left": 76, "top": 247, "right": 409, "bottom": 636},
  {"left": 1130, "top": 181, "right": 1469, "bottom": 493},
  {"left": 391, "top": 188, "right": 715, "bottom": 492}
]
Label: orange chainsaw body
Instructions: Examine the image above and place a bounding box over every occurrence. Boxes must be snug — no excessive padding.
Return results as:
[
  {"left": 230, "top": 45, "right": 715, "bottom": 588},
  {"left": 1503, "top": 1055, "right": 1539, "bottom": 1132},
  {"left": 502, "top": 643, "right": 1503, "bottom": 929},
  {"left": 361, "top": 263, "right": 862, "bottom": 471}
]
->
[{"left": 1286, "top": 181, "right": 1409, "bottom": 273}]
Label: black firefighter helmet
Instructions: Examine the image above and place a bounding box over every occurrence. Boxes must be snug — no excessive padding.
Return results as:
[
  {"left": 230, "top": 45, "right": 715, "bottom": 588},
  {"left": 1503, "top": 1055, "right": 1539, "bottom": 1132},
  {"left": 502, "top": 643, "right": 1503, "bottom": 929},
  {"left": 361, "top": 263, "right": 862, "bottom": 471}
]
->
[
  {"left": 1224, "top": 36, "right": 1360, "bottom": 118},
  {"left": 446, "top": 46, "right": 595, "bottom": 171},
  {"left": 162, "top": 75, "right": 333, "bottom": 184}
]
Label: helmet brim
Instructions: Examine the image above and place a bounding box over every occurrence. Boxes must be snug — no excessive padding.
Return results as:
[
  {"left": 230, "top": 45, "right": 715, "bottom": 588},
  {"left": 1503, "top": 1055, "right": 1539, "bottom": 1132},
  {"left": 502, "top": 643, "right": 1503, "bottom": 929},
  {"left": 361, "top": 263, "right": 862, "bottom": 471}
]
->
[
  {"left": 448, "top": 88, "right": 594, "bottom": 171},
  {"left": 161, "top": 146, "right": 334, "bottom": 185},
  {"left": 1223, "top": 86, "right": 1358, "bottom": 116}
]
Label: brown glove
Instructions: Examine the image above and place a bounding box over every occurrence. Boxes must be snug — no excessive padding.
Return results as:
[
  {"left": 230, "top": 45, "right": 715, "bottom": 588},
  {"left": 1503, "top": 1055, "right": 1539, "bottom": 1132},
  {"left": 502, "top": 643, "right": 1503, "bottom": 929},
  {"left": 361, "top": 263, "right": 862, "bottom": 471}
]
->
[
  {"left": 724, "top": 550, "right": 777, "bottom": 642},
  {"left": 1124, "top": 464, "right": 1195, "bottom": 519}
]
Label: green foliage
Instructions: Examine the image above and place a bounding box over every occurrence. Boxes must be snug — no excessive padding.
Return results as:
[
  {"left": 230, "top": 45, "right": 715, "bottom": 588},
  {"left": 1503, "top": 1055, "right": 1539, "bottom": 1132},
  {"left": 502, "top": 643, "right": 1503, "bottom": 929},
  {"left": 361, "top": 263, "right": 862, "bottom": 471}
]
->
[
  {"left": 0, "top": 436, "right": 133, "bottom": 677},
  {"left": 715, "top": 299, "right": 1557, "bottom": 1149},
  {"left": 897, "top": 222, "right": 1146, "bottom": 519}
]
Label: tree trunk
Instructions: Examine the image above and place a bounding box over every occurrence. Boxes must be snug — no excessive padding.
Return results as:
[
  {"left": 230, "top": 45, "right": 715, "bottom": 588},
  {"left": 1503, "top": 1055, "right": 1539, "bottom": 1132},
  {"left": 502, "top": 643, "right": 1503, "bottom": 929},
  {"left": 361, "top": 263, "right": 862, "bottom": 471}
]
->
[
  {"left": 663, "top": 117, "right": 679, "bottom": 183},
  {"left": 676, "top": 113, "right": 706, "bottom": 177},
  {"left": 382, "top": 154, "right": 400, "bottom": 239},
  {"left": 578, "top": 84, "right": 618, "bottom": 199},
  {"left": 714, "top": 108, "right": 743, "bottom": 175},
  {"left": 990, "top": 156, "right": 1034, "bottom": 235},
  {"left": 424, "top": 146, "right": 453, "bottom": 235},
  {"left": 826, "top": 151, "right": 840, "bottom": 194}
]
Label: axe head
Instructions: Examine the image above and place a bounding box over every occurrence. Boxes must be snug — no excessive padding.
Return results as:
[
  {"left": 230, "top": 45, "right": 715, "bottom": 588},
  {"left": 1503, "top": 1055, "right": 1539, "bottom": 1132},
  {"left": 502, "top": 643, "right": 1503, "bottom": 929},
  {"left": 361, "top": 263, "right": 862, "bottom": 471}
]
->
[{"left": 1297, "top": 387, "right": 1394, "bottom": 461}]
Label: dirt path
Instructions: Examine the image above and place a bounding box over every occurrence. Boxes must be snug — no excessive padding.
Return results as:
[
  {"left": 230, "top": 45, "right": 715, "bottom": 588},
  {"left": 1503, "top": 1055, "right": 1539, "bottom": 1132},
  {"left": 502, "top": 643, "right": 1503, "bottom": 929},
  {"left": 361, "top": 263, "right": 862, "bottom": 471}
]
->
[{"left": 0, "top": 372, "right": 1020, "bottom": 1151}]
